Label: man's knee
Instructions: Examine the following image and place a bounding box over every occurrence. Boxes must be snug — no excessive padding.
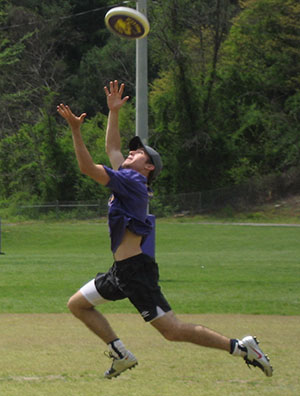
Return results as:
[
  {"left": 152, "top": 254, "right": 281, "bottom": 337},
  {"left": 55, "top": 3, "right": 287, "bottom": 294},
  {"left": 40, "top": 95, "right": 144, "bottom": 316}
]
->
[
  {"left": 152, "top": 313, "right": 182, "bottom": 342},
  {"left": 160, "top": 327, "right": 180, "bottom": 342},
  {"left": 67, "top": 291, "right": 92, "bottom": 317},
  {"left": 67, "top": 295, "right": 76, "bottom": 312}
]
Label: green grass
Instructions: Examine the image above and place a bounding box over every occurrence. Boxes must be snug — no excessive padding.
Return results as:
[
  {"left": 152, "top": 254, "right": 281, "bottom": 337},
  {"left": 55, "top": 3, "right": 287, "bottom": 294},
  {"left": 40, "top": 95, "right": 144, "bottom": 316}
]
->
[
  {"left": 0, "top": 313, "right": 299, "bottom": 396},
  {"left": 0, "top": 220, "right": 299, "bottom": 315},
  {"left": 157, "top": 222, "right": 300, "bottom": 315},
  {"left": 1, "top": 219, "right": 300, "bottom": 395}
]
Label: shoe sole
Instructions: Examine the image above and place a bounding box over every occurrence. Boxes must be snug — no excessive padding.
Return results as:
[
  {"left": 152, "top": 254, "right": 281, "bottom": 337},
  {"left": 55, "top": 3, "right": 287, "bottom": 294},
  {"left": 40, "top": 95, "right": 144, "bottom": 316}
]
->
[
  {"left": 105, "top": 361, "right": 138, "bottom": 379},
  {"left": 243, "top": 336, "right": 273, "bottom": 377}
]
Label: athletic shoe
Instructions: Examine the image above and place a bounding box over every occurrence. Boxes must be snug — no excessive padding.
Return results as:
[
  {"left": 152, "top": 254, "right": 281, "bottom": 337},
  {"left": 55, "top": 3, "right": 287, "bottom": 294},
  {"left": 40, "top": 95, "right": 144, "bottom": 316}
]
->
[
  {"left": 242, "top": 336, "right": 273, "bottom": 377},
  {"left": 104, "top": 351, "right": 138, "bottom": 379}
]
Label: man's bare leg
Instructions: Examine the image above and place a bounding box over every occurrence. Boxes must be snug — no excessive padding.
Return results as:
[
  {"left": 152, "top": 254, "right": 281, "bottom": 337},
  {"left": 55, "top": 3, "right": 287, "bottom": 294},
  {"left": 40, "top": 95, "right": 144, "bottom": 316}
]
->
[
  {"left": 151, "top": 311, "right": 230, "bottom": 351},
  {"left": 151, "top": 311, "right": 273, "bottom": 376},
  {"left": 68, "top": 291, "right": 117, "bottom": 343},
  {"left": 67, "top": 291, "right": 138, "bottom": 378}
]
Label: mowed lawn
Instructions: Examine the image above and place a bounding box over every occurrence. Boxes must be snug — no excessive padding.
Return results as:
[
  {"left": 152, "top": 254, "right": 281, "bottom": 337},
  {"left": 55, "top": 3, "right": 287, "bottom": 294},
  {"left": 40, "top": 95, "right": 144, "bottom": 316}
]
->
[
  {"left": 0, "top": 220, "right": 299, "bottom": 315},
  {"left": 0, "top": 220, "right": 299, "bottom": 395},
  {"left": 1, "top": 313, "right": 299, "bottom": 396}
]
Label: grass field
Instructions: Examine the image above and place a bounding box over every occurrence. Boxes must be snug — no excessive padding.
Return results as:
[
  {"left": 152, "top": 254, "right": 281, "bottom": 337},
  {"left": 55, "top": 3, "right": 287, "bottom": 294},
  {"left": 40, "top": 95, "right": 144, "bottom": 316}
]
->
[
  {"left": 1, "top": 313, "right": 299, "bottom": 396},
  {"left": 0, "top": 219, "right": 300, "bottom": 395},
  {"left": 0, "top": 220, "right": 299, "bottom": 315}
]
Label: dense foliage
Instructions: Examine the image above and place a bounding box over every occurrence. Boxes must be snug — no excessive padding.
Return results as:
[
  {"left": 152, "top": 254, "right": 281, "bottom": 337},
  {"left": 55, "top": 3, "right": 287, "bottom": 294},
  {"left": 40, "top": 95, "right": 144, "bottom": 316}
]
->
[{"left": 0, "top": 0, "right": 299, "bottom": 205}]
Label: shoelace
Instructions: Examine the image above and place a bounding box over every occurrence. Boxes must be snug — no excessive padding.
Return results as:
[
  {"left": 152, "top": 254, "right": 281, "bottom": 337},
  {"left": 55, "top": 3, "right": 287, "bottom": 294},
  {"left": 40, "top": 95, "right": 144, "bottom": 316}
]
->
[
  {"left": 104, "top": 351, "right": 117, "bottom": 361},
  {"left": 104, "top": 351, "right": 119, "bottom": 375},
  {"left": 244, "top": 356, "right": 264, "bottom": 372}
]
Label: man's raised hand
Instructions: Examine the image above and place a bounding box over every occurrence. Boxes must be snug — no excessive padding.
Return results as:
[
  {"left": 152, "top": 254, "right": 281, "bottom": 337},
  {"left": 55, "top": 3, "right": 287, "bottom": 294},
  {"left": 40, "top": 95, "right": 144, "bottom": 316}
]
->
[
  {"left": 104, "top": 80, "right": 129, "bottom": 111},
  {"left": 57, "top": 104, "right": 87, "bottom": 130}
]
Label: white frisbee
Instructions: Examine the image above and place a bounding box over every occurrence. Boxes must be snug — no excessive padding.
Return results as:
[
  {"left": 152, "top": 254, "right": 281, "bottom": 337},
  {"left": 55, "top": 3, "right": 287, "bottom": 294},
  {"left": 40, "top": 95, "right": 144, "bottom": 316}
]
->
[{"left": 105, "top": 6, "right": 150, "bottom": 40}]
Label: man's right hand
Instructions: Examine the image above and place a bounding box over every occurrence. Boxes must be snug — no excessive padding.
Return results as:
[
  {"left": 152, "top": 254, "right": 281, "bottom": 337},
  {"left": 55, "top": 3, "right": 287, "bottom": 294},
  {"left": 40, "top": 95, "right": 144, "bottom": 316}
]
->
[{"left": 104, "top": 80, "right": 129, "bottom": 112}]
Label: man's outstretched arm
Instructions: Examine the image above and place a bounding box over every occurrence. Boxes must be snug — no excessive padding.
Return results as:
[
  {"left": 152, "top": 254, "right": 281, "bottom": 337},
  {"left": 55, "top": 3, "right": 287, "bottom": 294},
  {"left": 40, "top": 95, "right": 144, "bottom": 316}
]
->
[
  {"left": 57, "top": 103, "right": 109, "bottom": 186},
  {"left": 104, "top": 80, "right": 129, "bottom": 170}
]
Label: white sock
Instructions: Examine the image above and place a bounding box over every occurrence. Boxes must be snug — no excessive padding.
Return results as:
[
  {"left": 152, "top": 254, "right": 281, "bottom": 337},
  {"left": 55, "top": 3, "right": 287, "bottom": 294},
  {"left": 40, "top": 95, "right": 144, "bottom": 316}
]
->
[
  {"left": 108, "top": 338, "right": 128, "bottom": 359},
  {"left": 230, "top": 339, "right": 247, "bottom": 357}
]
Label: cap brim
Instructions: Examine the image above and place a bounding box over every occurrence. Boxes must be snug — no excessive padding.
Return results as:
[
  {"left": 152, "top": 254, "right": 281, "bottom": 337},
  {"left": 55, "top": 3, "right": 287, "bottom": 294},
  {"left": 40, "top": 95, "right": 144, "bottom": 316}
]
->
[
  {"left": 128, "top": 136, "right": 162, "bottom": 183},
  {"left": 129, "top": 136, "right": 145, "bottom": 151}
]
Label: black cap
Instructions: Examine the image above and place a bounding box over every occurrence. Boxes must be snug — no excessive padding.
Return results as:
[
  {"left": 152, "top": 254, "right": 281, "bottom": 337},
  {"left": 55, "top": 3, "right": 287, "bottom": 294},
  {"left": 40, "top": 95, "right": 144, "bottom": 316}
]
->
[{"left": 129, "top": 136, "right": 163, "bottom": 183}]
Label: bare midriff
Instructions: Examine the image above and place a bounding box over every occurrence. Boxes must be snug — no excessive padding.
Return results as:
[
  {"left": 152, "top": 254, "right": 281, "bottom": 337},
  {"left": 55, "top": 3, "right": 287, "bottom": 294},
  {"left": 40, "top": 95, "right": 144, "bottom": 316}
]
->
[{"left": 113, "top": 228, "right": 142, "bottom": 261}]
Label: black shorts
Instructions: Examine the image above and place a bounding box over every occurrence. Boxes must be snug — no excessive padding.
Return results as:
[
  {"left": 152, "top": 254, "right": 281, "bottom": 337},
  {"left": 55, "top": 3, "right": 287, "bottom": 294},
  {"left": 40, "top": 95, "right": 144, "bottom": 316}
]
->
[{"left": 94, "top": 253, "right": 172, "bottom": 322}]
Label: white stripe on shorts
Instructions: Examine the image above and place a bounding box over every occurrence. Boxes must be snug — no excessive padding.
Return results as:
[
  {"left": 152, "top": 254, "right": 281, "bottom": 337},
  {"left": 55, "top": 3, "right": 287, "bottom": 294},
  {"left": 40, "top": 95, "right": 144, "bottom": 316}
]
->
[{"left": 80, "top": 279, "right": 108, "bottom": 306}]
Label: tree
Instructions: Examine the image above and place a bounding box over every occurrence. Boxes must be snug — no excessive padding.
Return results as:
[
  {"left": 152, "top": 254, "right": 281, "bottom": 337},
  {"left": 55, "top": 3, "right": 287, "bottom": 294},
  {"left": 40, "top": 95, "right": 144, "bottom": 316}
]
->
[
  {"left": 148, "top": 0, "right": 240, "bottom": 192},
  {"left": 0, "top": 1, "right": 74, "bottom": 133},
  {"left": 214, "top": 0, "right": 300, "bottom": 183},
  {"left": 69, "top": 38, "right": 136, "bottom": 117},
  {"left": 0, "top": 105, "right": 112, "bottom": 202}
]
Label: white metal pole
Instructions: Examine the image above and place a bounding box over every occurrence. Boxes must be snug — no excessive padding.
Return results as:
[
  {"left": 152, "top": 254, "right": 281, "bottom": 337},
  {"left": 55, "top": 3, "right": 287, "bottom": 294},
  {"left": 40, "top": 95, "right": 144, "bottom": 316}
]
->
[
  {"left": 136, "top": 0, "right": 148, "bottom": 144},
  {"left": 0, "top": 217, "right": 4, "bottom": 255},
  {"left": 135, "top": 1, "right": 155, "bottom": 258}
]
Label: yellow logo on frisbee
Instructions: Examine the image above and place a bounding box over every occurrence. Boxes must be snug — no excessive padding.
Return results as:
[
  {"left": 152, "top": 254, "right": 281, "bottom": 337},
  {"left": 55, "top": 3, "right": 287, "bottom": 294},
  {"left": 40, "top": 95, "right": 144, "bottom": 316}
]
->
[{"left": 105, "top": 7, "right": 150, "bottom": 40}]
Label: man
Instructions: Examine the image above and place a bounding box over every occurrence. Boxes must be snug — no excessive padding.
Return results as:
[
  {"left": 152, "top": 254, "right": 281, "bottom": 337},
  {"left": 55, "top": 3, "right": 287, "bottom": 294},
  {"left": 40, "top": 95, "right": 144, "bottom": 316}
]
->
[{"left": 57, "top": 80, "right": 273, "bottom": 379}]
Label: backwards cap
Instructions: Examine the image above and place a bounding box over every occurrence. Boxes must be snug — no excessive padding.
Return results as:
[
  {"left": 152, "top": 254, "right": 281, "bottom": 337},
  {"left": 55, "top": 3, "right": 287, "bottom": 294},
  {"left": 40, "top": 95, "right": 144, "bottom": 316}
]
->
[{"left": 129, "top": 136, "right": 163, "bottom": 183}]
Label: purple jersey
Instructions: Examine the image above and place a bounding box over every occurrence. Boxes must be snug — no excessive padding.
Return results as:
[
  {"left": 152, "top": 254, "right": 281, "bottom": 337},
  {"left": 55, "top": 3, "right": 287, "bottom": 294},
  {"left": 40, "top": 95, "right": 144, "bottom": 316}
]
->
[{"left": 103, "top": 166, "right": 153, "bottom": 253}]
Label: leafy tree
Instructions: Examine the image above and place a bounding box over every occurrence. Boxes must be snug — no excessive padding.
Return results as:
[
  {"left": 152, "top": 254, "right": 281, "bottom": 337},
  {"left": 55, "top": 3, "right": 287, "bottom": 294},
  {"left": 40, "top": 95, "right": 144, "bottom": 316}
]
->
[
  {"left": 68, "top": 38, "right": 136, "bottom": 117},
  {"left": 1, "top": 0, "right": 300, "bottom": 205},
  {"left": 148, "top": 0, "right": 240, "bottom": 192},
  {"left": 0, "top": 104, "right": 114, "bottom": 202},
  {"left": 214, "top": 0, "right": 300, "bottom": 183},
  {"left": 0, "top": 1, "right": 74, "bottom": 133}
]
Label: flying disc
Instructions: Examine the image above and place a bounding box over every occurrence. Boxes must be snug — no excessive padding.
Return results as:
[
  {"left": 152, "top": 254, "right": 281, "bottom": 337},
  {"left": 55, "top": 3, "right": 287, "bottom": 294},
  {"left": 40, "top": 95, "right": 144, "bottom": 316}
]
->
[{"left": 105, "top": 7, "right": 150, "bottom": 39}]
